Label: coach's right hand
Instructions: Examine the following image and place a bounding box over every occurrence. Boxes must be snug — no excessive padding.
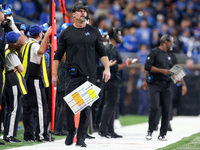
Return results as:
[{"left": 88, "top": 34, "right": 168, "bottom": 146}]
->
[
  {"left": 103, "top": 69, "right": 110, "bottom": 83},
  {"left": 162, "top": 69, "right": 171, "bottom": 76},
  {"left": 52, "top": 73, "right": 59, "bottom": 87}
]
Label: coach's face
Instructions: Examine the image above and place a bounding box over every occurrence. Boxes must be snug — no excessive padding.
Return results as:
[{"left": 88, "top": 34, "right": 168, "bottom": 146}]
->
[
  {"left": 74, "top": 8, "right": 87, "bottom": 23},
  {"left": 166, "top": 37, "right": 174, "bottom": 51},
  {"left": 117, "top": 31, "right": 123, "bottom": 43}
]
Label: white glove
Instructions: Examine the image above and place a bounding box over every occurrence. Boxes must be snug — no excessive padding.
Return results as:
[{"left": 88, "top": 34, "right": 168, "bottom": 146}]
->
[{"left": 6, "top": 16, "right": 20, "bottom": 33}]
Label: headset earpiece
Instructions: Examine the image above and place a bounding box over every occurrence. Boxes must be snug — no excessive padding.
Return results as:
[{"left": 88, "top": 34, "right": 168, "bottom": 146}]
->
[
  {"left": 109, "top": 28, "right": 120, "bottom": 43},
  {"left": 85, "top": 11, "right": 89, "bottom": 20},
  {"left": 166, "top": 34, "right": 170, "bottom": 41}
]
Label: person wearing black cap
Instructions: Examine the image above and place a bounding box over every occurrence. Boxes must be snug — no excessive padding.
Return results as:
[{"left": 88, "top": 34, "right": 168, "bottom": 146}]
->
[
  {"left": 3, "top": 31, "right": 27, "bottom": 143},
  {"left": 98, "top": 28, "right": 137, "bottom": 138},
  {"left": 52, "top": 4, "right": 111, "bottom": 147},
  {"left": 144, "top": 34, "right": 177, "bottom": 141},
  {"left": 21, "top": 24, "right": 52, "bottom": 142}
]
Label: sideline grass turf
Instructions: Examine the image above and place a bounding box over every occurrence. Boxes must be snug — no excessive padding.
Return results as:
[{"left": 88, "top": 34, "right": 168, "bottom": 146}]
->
[
  {"left": 119, "top": 115, "right": 148, "bottom": 126},
  {"left": 157, "top": 132, "right": 200, "bottom": 150}
]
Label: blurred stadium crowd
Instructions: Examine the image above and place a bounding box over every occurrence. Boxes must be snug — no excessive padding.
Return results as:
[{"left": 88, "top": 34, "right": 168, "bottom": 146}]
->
[{"left": 1, "top": 0, "right": 200, "bottom": 64}]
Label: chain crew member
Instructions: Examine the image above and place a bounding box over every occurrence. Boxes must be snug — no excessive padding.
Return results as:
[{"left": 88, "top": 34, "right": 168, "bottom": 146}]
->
[
  {"left": 21, "top": 24, "right": 52, "bottom": 142},
  {"left": 3, "top": 31, "right": 27, "bottom": 143}
]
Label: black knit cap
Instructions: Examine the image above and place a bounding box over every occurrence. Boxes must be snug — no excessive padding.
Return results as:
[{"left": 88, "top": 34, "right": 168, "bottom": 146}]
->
[{"left": 71, "top": 5, "right": 88, "bottom": 12}]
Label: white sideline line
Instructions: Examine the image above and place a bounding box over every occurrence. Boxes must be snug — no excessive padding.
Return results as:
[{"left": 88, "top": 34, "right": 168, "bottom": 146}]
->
[{"left": 7, "top": 116, "right": 200, "bottom": 150}]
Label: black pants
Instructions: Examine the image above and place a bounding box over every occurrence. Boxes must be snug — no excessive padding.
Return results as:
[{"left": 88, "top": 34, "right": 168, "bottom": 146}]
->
[
  {"left": 92, "top": 80, "right": 104, "bottom": 130},
  {"left": 4, "top": 85, "right": 22, "bottom": 137},
  {"left": 65, "top": 75, "right": 96, "bottom": 141},
  {"left": 100, "top": 82, "right": 120, "bottom": 134},
  {"left": 155, "top": 84, "right": 179, "bottom": 128},
  {"left": 148, "top": 83, "right": 172, "bottom": 136},
  {"left": 23, "top": 77, "right": 48, "bottom": 140}
]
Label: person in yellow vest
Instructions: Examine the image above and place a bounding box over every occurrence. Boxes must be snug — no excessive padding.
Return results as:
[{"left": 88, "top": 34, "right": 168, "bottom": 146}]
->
[
  {"left": 3, "top": 31, "right": 27, "bottom": 143},
  {"left": 21, "top": 24, "right": 52, "bottom": 142}
]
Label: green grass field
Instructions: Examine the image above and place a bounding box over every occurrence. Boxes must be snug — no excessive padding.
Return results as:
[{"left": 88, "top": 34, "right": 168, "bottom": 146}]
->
[
  {"left": 157, "top": 132, "right": 200, "bottom": 150},
  {"left": 119, "top": 115, "right": 148, "bottom": 126},
  {"left": 0, "top": 115, "right": 200, "bottom": 150}
]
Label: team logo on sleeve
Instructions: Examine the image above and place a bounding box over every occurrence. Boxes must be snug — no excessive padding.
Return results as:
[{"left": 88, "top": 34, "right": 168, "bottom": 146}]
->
[{"left": 85, "top": 32, "right": 90, "bottom": 36}]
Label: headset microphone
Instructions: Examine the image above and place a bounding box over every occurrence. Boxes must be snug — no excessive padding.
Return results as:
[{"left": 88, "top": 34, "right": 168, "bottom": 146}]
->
[
  {"left": 85, "top": 9, "right": 89, "bottom": 24},
  {"left": 85, "top": 14, "right": 89, "bottom": 20}
]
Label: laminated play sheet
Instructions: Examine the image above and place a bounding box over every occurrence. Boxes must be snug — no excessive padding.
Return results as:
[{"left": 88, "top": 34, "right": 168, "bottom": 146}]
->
[{"left": 63, "top": 81, "right": 101, "bottom": 114}]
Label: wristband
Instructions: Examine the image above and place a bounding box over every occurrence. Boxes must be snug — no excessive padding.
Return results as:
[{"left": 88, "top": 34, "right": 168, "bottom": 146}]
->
[{"left": 125, "top": 61, "right": 128, "bottom": 66}]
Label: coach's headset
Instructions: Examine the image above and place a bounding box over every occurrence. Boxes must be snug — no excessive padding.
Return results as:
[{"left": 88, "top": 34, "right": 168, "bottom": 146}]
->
[
  {"left": 108, "top": 28, "right": 121, "bottom": 44},
  {"left": 71, "top": 4, "right": 89, "bottom": 20}
]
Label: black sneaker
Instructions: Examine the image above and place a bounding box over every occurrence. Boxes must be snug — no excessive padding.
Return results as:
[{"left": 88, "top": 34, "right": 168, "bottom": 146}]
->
[
  {"left": 0, "top": 141, "right": 5, "bottom": 145},
  {"left": 24, "top": 139, "right": 35, "bottom": 142},
  {"left": 110, "top": 132, "right": 123, "bottom": 138},
  {"left": 86, "top": 134, "right": 95, "bottom": 139},
  {"left": 98, "top": 132, "right": 111, "bottom": 138},
  {"left": 146, "top": 131, "right": 153, "bottom": 140},
  {"left": 5, "top": 136, "right": 21, "bottom": 143},
  {"left": 168, "top": 123, "right": 172, "bottom": 131},
  {"left": 60, "top": 130, "right": 68, "bottom": 136},
  {"left": 35, "top": 139, "right": 43, "bottom": 142},
  {"left": 43, "top": 135, "right": 55, "bottom": 142},
  {"left": 65, "top": 130, "right": 76, "bottom": 145},
  {"left": 52, "top": 130, "right": 61, "bottom": 135},
  {"left": 158, "top": 135, "right": 167, "bottom": 141},
  {"left": 24, "top": 138, "right": 35, "bottom": 142},
  {"left": 76, "top": 140, "right": 87, "bottom": 147},
  {"left": 35, "top": 136, "right": 46, "bottom": 142},
  {"left": 3, "top": 137, "right": 10, "bottom": 142}
]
